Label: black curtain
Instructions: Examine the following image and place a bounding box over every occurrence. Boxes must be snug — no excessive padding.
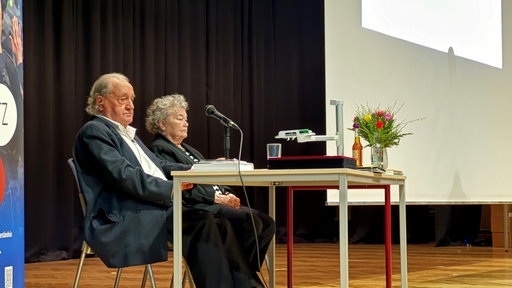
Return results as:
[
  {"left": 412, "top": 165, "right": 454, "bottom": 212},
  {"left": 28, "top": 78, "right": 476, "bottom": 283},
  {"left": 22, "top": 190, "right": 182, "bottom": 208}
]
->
[{"left": 23, "top": 0, "right": 327, "bottom": 262}]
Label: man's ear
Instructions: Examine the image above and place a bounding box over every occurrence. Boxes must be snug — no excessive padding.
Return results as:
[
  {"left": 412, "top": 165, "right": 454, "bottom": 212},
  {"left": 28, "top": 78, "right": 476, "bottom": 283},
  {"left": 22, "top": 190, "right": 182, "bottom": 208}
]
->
[
  {"left": 96, "top": 96, "right": 105, "bottom": 111},
  {"left": 96, "top": 95, "right": 104, "bottom": 105}
]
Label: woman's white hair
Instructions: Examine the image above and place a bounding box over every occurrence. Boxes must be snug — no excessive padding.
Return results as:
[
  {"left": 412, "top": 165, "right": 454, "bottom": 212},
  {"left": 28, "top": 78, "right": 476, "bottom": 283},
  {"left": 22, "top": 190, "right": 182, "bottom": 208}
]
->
[{"left": 145, "top": 94, "right": 189, "bottom": 134}]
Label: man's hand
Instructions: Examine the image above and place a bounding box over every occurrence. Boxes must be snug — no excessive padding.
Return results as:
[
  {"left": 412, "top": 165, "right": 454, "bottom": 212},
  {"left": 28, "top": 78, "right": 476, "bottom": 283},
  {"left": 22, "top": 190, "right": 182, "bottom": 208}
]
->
[
  {"left": 181, "top": 182, "right": 194, "bottom": 190},
  {"left": 214, "top": 193, "right": 240, "bottom": 209}
]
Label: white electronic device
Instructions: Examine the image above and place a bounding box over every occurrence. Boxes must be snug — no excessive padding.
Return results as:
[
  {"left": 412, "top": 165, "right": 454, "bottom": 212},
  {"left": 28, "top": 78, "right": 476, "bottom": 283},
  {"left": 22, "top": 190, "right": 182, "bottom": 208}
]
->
[
  {"left": 274, "top": 129, "right": 316, "bottom": 141},
  {"left": 275, "top": 129, "right": 340, "bottom": 143},
  {"left": 274, "top": 100, "right": 345, "bottom": 155}
]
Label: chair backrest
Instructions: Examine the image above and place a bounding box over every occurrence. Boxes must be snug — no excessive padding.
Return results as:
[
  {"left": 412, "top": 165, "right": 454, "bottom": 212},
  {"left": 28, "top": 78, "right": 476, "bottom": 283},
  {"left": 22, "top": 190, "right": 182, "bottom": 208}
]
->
[{"left": 68, "top": 158, "right": 87, "bottom": 215}]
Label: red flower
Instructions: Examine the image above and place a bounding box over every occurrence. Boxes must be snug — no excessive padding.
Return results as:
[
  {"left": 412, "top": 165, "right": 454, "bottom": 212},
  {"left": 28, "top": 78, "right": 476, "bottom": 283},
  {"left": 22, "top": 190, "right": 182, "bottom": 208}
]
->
[
  {"left": 376, "top": 120, "right": 384, "bottom": 129},
  {"left": 376, "top": 110, "right": 385, "bottom": 117}
]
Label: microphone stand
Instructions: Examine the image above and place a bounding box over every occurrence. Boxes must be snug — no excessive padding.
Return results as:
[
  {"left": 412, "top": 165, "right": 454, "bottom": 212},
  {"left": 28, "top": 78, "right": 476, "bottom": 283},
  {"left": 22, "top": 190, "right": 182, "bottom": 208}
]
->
[{"left": 223, "top": 126, "right": 231, "bottom": 159}]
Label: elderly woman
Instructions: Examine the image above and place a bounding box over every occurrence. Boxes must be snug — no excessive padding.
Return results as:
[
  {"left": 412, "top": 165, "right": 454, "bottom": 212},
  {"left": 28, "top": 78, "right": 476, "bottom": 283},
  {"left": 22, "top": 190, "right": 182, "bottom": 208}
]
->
[{"left": 145, "top": 94, "right": 276, "bottom": 275}]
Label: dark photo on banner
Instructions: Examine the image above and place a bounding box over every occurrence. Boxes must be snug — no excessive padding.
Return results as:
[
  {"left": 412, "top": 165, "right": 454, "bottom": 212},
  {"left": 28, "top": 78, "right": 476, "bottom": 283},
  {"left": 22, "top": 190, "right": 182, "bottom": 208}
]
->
[{"left": 0, "top": 0, "right": 23, "bottom": 287}]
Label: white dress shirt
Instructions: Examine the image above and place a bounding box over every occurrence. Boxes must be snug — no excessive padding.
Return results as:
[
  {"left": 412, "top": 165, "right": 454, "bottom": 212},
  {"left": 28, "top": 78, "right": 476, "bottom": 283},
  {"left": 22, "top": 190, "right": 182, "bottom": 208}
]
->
[{"left": 98, "top": 115, "right": 167, "bottom": 180}]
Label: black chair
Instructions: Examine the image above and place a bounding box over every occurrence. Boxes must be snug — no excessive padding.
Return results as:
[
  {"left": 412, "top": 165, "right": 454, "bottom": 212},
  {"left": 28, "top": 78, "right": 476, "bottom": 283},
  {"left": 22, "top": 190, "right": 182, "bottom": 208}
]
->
[
  {"left": 68, "top": 158, "right": 194, "bottom": 288},
  {"left": 68, "top": 158, "right": 156, "bottom": 288}
]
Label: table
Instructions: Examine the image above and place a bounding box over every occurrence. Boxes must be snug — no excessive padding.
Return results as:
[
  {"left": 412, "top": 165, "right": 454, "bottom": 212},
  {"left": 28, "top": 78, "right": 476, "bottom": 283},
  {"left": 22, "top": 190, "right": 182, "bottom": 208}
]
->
[{"left": 171, "top": 168, "right": 408, "bottom": 288}]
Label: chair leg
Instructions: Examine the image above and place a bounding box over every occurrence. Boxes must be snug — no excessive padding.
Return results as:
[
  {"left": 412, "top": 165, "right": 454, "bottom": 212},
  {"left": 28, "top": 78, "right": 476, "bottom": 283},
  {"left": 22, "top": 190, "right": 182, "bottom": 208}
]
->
[
  {"left": 264, "top": 254, "right": 270, "bottom": 273},
  {"left": 142, "top": 266, "right": 147, "bottom": 287},
  {"left": 256, "top": 254, "right": 270, "bottom": 287},
  {"left": 141, "top": 264, "right": 157, "bottom": 288},
  {"left": 184, "top": 262, "right": 195, "bottom": 288},
  {"left": 113, "top": 268, "right": 123, "bottom": 288},
  {"left": 73, "top": 241, "right": 127, "bottom": 288},
  {"left": 75, "top": 247, "right": 153, "bottom": 288},
  {"left": 140, "top": 266, "right": 148, "bottom": 288},
  {"left": 170, "top": 260, "right": 194, "bottom": 288},
  {"left": 72, "top": 242, "right": 89, "bottom": 288},
  {"left": 181, "top": 269, "right": 186, "bottom": 287}
]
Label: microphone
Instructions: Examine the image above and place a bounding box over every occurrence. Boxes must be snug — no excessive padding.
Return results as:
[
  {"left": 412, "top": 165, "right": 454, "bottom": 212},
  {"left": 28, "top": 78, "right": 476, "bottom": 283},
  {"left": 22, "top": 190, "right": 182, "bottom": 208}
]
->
[{"left": 204, "top": 105, "right": 240, "bottom": 129}]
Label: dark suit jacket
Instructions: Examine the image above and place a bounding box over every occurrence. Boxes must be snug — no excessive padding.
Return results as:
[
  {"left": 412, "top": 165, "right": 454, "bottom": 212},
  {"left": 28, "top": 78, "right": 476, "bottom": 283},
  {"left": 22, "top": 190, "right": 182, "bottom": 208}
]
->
[
  {"left": 150, "top": 133, "right": 227, "bottom": 214},
  {"left": 73, "top": 116, "right": 190, "bottom": 268}
]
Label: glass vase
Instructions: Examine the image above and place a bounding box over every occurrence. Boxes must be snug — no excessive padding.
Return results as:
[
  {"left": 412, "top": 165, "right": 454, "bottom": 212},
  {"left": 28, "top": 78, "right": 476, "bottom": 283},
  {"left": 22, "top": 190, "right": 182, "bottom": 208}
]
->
[
  {"left": 382, "top": 148, "right": 388, "bottom": 170},
  {"left": 370, "top": 144, "right": 384, "bottom": 169}
]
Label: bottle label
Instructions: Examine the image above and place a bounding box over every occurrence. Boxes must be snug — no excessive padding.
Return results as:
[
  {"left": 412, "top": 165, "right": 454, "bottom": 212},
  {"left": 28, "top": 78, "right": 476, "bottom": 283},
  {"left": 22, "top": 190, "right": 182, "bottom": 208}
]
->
[{"left": 352, "top": 149, "right": 362, "bottom": 166}]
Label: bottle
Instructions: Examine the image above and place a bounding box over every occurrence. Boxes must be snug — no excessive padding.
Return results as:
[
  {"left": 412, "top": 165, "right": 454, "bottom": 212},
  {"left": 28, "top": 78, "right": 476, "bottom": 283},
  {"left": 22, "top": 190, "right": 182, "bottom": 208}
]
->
[
  {"left": 371, "top": 133, "right": 383, "bottom": 169},
  {"left": 352, "top": 129, "right": 363, "bottom": 167}
]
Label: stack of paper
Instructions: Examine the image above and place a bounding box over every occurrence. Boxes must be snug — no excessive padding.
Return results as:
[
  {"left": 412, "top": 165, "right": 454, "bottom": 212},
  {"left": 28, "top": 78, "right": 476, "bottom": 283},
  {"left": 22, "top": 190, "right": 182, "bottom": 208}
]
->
[
  {"left": 384, "top": 169, "right": 403, "bottom": 175},
  {"left": 357, "top": 166, "right": 403, "bottom": 175},
  {"left": 191, "top": 159, "right": 254, "bottom": 172}
]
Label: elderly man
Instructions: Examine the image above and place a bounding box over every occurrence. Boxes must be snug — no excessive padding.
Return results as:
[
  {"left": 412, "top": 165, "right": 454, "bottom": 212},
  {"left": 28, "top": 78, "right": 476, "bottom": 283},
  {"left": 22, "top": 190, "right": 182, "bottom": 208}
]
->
[{"left": 72, "top": 72, "right": 263, "bottom": 288}]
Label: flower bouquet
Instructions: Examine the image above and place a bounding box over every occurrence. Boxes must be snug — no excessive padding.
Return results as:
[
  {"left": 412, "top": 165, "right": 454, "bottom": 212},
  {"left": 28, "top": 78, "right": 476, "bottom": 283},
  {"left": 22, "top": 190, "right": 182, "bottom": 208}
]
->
[{"left": 350, "top": 102, "right": 421, "bottom": 148}]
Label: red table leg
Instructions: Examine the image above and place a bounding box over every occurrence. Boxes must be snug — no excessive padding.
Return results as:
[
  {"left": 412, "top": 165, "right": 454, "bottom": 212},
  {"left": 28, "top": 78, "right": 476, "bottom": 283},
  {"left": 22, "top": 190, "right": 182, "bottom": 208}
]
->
[
  {"left": 286, "top": 185, "right": 392, "bottom": 288},
  {"left": 287, "top": 187, "right": 294, "bottom": 288},
  {"left": 385, "top": 185, "right": 392, "bottom": 288}
]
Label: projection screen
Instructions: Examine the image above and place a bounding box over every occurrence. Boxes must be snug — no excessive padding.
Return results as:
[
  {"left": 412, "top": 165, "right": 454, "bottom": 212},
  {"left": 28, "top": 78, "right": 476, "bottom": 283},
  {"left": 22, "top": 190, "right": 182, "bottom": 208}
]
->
[{"left": 325, "top": 0, "right": 511, "bottom": 204}]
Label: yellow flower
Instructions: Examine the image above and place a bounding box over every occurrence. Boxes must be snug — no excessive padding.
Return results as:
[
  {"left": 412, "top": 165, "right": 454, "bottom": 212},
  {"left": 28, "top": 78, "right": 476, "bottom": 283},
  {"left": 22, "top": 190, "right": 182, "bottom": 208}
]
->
[{"left": 363, "top": 114, "right": 372, "bottom": 122}]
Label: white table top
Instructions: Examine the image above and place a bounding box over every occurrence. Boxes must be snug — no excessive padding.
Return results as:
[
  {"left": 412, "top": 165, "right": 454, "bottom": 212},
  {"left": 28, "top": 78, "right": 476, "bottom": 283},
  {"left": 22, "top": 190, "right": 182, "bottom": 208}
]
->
[{"left": 171, "top": 168, "right": 406, "bottom": 187}]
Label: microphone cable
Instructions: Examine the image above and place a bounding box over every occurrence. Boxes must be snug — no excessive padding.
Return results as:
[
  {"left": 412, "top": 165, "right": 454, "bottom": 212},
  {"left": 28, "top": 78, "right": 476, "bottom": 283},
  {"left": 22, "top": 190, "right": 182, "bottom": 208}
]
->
[{"left": 233, "top": 127, "right": 268, "bottom": 288}]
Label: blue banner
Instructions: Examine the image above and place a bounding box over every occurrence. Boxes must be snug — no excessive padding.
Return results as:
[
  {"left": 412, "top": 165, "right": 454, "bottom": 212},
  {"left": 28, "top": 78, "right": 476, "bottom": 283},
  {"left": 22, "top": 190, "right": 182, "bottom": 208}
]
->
[{"left": 0, "top": 0, "right": 24, "bottom": 287}]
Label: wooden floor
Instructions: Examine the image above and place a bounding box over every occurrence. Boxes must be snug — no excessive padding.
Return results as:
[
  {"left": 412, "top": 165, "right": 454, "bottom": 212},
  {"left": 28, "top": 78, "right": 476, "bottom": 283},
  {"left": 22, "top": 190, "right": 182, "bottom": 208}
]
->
[{"left": 24, "top": 243, "right": 512, "bottom": 287}]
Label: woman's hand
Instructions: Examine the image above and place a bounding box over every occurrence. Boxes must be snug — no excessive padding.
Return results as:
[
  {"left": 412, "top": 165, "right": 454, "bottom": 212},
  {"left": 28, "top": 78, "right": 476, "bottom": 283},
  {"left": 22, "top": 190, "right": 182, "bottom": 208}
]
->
[{"left": 214, "top": 193, "right": 240, "bottom": 208}]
